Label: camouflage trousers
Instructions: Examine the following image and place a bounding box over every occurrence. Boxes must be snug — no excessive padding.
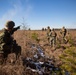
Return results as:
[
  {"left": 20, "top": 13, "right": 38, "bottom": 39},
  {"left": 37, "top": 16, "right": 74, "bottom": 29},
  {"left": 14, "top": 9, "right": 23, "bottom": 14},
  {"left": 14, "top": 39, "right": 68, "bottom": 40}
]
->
[
  {"left": 49, "top": 37, "right": 56, "bottom": 48},
  {"left": 62, "top": 36, "right": 67, "bottom": 43},
  {"left": 0, "top": 53, "right": 4, "bottom": 65},
  {"left": 0, "top": 41, "right": 21, "bottom": 64},
  {"left": 61, "top": 33, "right": 66, "bottom": 43},
  {"left": 3, "top": 44, "right": 21, "bottom": 59},
  {"left": 3, "top": 40, "right": 21, "bottom": 59}
]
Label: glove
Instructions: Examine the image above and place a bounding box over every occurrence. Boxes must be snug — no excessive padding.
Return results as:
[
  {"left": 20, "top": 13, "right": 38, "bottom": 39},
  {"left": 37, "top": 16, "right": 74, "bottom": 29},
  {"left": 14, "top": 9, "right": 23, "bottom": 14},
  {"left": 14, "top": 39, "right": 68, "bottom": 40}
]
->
[{"left": 17, "top": 26, "right": 20, "bottom": 29}]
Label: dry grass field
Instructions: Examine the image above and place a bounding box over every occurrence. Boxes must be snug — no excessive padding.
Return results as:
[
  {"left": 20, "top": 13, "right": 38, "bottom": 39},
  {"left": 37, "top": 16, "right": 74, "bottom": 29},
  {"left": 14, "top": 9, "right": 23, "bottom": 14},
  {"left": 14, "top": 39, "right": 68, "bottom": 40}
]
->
[
  {"left": 0, "top": 29, "right": 76, "bottom": 75},
  {"left": 13, "top": 29, "right": 76, "bottom": 52}
]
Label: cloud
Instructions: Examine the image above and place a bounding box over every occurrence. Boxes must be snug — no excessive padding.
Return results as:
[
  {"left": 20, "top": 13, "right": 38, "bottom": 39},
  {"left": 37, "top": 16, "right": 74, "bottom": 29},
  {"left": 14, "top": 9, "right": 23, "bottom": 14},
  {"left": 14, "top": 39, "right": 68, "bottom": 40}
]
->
[
  {"left": 0, "top": 0, "right": 22, "bottom": 27},
  {"left": 0, "top": 0, "right": 32, "bottom": 28},
  {"left": 24, "top": 4, "right": 32, "bottom": 19},
  {"left": 0, "top": 8, "right": 18, "bottom": 28},
  {"left": 25, "top": 0, "right": 30, "bottom": 3},
  {"left": 0, "top": 7, "right": 17, "bottom": 21},
  {"left": 68, "top": 22, "right": 76, "bottom": 28}
]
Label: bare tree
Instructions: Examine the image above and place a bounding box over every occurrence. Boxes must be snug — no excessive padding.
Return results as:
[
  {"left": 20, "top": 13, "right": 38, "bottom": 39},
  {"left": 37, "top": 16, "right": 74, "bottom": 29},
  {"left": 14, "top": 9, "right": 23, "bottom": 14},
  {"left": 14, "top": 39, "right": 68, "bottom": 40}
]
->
[{"left": 21, "top": 17, "right": 30, "bottom": 30}]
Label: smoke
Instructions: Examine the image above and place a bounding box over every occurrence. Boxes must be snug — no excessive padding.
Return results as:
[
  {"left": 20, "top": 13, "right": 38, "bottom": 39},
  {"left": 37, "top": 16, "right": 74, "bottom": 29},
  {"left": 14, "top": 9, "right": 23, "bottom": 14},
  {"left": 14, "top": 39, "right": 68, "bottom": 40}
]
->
[{"left": 0, "top": 0, "right": 32, "bottom": 29}]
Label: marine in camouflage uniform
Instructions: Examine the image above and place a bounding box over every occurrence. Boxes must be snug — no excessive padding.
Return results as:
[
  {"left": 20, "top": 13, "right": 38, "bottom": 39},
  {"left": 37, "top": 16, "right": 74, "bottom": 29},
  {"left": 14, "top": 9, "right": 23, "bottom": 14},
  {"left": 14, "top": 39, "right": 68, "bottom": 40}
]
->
[
  {"left": 49, "top": 28, "right": 57, "bottom": 49},
  {"left": 46, "top": 26, "right": 51, "bottom": 43},
  {"left": 0, "top": 21, "right": 21, "bottom": 64},
  {"left": 60, "top": 26, "right": 67, "bottom": 43}
]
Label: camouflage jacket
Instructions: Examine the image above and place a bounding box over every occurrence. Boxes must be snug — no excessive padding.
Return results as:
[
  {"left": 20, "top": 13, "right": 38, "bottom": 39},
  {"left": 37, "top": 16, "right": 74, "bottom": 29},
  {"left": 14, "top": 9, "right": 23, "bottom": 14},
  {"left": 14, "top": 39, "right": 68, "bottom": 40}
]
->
[
  {"left": 0, "top": 26, "right": 20, "bottom": 53},
  {"left": 49, "top": 31, "right": 57, "bottom": 37},
  {"left": 60, "top": 28, "right": 67, "bottom": 34}
]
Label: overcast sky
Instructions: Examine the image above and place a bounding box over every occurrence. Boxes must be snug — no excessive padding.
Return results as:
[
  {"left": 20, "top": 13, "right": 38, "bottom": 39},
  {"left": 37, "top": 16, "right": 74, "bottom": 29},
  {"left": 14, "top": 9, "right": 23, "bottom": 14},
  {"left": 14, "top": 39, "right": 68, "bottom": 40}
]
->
[{"left": 0, "top": 0, "right": 76, "bottom": 30}]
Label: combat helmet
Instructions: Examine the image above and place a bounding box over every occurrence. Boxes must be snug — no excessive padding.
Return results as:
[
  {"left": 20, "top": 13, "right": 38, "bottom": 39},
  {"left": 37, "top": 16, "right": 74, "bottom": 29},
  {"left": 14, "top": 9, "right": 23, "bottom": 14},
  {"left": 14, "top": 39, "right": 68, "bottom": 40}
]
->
[
  {"left": 5, "top": 21, "right": 15, "bottom": 29},
  {"left": 62, "top": 26, "right": 65, "bottom": 29},
  {"left": 47, "top": 26, "right": 50, "bottom": 29}
]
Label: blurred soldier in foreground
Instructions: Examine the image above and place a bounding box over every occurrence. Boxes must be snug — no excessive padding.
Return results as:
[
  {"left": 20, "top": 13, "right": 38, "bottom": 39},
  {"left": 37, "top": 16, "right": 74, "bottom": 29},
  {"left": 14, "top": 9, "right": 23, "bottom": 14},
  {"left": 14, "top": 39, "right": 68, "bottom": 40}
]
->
[
  {"left": 60, "top": 26, "right": 67, "bottom": 43},
  {"left": 0, "top": 21, "right": 21, "bottom": 64},
  {"left": 49, "top": 28, "right": 57, "bottom": 49},
  {"left": 46, "top": 26, "right": 51, "bottom": 43}
]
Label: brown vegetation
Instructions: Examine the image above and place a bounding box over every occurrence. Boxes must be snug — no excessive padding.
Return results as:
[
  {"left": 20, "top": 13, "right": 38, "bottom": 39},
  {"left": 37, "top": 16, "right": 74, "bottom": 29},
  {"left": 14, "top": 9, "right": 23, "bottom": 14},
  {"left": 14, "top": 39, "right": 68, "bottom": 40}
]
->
[{"left": 0, "top": 29, "right": 76, "bottom": 75}]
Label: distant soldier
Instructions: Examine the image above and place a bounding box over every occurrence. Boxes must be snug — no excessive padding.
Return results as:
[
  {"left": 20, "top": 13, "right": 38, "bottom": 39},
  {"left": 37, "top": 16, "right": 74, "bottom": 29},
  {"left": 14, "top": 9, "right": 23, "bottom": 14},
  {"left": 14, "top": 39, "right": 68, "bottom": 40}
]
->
[
  {"left": 46, "top": 26, "right": 51, "bottom": 43},
  {"left": 49, "top": 28, "right": 57, "bottom": 49},
  {"left": 0, "top": 21, "right": 21, "bottom": 64},
  {"left": 60, "top": 26, "right": 67, "bottom": 43}
]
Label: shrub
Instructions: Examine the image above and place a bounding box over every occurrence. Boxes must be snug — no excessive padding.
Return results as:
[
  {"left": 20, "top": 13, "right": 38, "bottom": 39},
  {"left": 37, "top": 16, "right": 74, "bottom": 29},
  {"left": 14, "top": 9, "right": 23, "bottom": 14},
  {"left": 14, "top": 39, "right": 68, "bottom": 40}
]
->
[
  {"left": 31, "top": 32, "right": 40, "bottom": 43},
  {"left": 59, "top": 46, "right": 76, "bottom": 75}
]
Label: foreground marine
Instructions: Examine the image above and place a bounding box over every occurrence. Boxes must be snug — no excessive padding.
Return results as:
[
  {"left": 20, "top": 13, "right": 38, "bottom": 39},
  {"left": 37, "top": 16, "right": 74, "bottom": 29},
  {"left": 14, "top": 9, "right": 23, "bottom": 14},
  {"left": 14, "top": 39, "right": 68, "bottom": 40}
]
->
[{"left": 0, "top": 21, "right": 21, "bottom": 64}]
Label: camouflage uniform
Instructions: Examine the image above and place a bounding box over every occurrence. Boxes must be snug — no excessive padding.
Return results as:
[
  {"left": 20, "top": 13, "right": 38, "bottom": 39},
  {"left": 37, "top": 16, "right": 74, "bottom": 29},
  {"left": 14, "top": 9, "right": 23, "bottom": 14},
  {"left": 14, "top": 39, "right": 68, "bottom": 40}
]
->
[
  {"left": 49, "top": 28, "right": 57, "bottom": 48},
  {"left": 46, "top": 26, "right": 51, "bottom": 43},
  {"left": 0, "top": 21, "right": 21, "bottom": 64},
  {"left": 60, "top": 26, "right": 67, "bottom": 43}
]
